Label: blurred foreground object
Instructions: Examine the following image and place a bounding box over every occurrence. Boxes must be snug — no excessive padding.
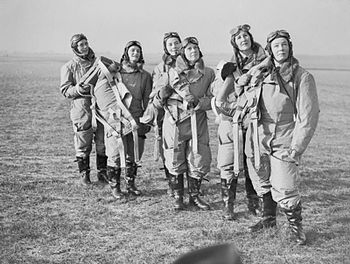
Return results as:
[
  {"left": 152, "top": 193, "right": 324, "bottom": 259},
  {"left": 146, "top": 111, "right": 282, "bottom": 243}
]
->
[{"left": 172, "top": 244, "right": 242, "bottom": 264}]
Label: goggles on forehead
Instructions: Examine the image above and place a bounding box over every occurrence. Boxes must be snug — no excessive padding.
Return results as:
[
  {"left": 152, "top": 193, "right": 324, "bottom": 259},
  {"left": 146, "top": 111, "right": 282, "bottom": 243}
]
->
[
  {"left": 164, "top": 32, "right": 180, "bottom": 40},
  {"left": 229, "top": 24, "right": 251, "bottom": 37},
  {"left": 126, "top": 40, "right": 142, "bottom": 48},
  {"left": 183, "top": 37, "right": 199, "bottom": 47},
  {"left": 267, "top": 30, "right": 290, "bottom": 43}
]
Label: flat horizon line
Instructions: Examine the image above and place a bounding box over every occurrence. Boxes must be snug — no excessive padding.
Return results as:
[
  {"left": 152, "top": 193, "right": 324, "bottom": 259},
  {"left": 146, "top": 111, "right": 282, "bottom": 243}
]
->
[{"left": 1, "top": 51, "right": 350, "bottom": 58}]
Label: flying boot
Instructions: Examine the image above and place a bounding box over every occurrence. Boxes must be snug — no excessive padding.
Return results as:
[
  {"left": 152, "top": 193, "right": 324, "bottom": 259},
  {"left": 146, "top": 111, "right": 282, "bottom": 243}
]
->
[
  {"left": 282, "top": 202, "right": 307, "bottom": 245},
  {"left": 188, "top": 176, "right": 210, "bottom": 210},
  {"left": 77, "top": 156, "right": 91, "bottom": 185},
  {"left": 107, "top": 166, "right": 123, "bottom": 199},
  {"left": 170, "top": 174, "right": 185, "bottom": 210},
  {"left": 221, "top": 178, "right": 237, "bottom": 220},
  {"left": 245, "top": 174, "right": 260, "bottom": 216},
  {"left": 125, "top": 162, "right": 141, "bottom": 196},
  {"left": 96, "top": 155, "right": 108, "bottom": 184},
  {"left": 249, "top": 191, "right": 277, "bottom": 232}
]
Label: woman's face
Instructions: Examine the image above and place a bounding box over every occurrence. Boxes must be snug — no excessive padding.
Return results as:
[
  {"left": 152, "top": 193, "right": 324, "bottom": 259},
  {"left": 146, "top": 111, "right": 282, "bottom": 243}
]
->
[
  {"left": 128, "top": 45, "right": 141, "bottom": 63},
  {"left": 271, "top": 37, "right": 290, "bottom": 63},
  {"left": 184, "top": 43, "right": 200, "bottom": 63},
  {"left": 234, "top": 31, "right": 252, "bottom": 52},
  {"left": 166, "top": 37, "right": 182, "bottom": 56},
  {"left": 76, "top": 39, "right": 89, "bottom": 56}
]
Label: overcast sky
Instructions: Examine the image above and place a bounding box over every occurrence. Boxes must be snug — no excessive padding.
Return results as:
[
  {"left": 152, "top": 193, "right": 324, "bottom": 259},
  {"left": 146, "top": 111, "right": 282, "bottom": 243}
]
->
[{"left": 1, "top": 0, "right": 349, "bottom": 56}]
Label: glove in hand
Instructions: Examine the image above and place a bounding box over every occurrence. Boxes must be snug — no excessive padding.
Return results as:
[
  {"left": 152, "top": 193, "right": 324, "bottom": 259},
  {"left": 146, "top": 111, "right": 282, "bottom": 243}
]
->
[
  {"left": 221, "top": 62, "right": 237, "bottom": 81},
  {"left": 184, "top": 93, "right": 199, "bottom": 108},
  {"left": 158, "top": 85, "right": 173, "bottom": 101},
  {"left": 77, "top": 83, "right": 91, "bottom": 95}
]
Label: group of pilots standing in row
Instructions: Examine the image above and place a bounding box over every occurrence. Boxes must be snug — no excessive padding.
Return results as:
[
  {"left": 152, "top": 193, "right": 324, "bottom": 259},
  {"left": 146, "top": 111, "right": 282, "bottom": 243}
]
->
[{"left": 60, "top": 24, "right": 319, "bottom": 246}]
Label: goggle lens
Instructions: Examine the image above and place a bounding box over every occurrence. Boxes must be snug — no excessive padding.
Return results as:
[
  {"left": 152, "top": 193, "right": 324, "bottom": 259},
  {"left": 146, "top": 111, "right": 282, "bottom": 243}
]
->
[
  {"left": 267, "top": 30, "right": 290, "bottom": 43},
  {"left": 229, "top": 24, "right": 251, "bottom": 36},
  {"left": 183, "top": 37, "right": 199, "bottom": 47}
]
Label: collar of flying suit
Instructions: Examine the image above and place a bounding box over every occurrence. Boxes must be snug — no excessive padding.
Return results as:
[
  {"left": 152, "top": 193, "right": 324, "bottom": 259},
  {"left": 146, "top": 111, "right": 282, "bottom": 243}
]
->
[
  {"left": 175, "top": 55, "right": 205, "bottom": 75},
  {"left": 270, "top": 57, "right": 299, "bottom": 83},
  {"left": 120, "top": 60, "right": 144, "bottom": 73},
  {"left": 230, "top": 42, "right": 266, "bottom": 71}
]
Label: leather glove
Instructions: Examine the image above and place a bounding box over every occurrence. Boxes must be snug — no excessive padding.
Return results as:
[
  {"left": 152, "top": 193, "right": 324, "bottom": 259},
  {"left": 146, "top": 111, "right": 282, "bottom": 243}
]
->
[
  {"left": 183, "top": 93, "right": 199, "bottom": 108},
  {"left": 77, "top": 83, "right": 91, "bottom": 95},
  {"left": 221, "top": 62, "right": 237, "bottom": 81},
  {"left": 158, "top": 85, "right": 173, "bottom": 101},
  {"left": 108, "top": 61, "right": 121, "bottom": 75},
  {"left": 236, "top": 73, "right": 252, "bottom": 86}
]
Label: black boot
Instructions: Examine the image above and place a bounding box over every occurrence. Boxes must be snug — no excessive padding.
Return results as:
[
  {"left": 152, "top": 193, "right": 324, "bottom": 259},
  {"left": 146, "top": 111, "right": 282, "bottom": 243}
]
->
[
  {"left": 221, "top": 179, "right": 237, "bottom": 220},
  {"left": 164, "top": 165, "right": 174, "bottom": 197},
  {"left": 96, "top": 155, "right": 108, "bottom": 184},
  {"left": 245, "top": 171, "right": 260, "bottom": 216},
  {"left": 187, "top": 173, "right": 204, "bottom": 207},
  {"left": 170, "top": 174, "right": 185, "bottom": 210},
  {"left": 188, "top": 176, "right": 210, "bottom": 210},
  {"left": 77, "top": 156, "right": 91, "bottom": 185},
  {"left": 249, "top": 191, "right": 277, "bottom": 232},
  {"left": 282, "top": 202, "right": 307, "bottom": 245},
  {"left": 107, "top": 166, "right": 123, "bottom": 199},
  {"left": 125, "top": 163, "right": 141, "bottom": 196}
]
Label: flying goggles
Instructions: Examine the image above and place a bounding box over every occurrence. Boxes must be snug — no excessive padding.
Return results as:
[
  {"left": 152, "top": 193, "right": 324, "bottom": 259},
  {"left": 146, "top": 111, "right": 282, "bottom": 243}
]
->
[
  {"left": 182, "top": 37, "right": 199, "bottom": 48},
  {"left": 229, "top": 24, "right": 251, "bottom": 37},
  {"left": 267, "top": 30, "right": 291, "bottom": 43}
]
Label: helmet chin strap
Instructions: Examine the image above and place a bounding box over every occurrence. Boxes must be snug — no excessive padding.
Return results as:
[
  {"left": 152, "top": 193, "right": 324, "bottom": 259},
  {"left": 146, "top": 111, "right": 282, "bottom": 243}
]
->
[{"left": 73, "top": 47, "right": 94, "bottom": 61}]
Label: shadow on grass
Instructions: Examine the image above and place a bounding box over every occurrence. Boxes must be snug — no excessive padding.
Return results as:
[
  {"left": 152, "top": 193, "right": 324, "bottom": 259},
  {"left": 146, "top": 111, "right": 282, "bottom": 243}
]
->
[{"left": 301, "top": 168, "right": 350, "bottom": 204}]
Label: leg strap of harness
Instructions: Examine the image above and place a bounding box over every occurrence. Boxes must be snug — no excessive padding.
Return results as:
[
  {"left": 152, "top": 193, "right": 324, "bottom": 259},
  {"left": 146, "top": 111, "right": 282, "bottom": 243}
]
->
[
  {"left": 232, "top": 109, "right": 243, "bottom": 177},
  {"left": 251, "top": 110, "right": 260, "bottom": 170},
  {"left": 153, "top": 111, "right": 160, "bottom": 161},
  {"left": 90, "top": 97, "right": 98, "bottom": 131},
  {"left": 190, "top": 111, "right": 198, "bottom": 154},
  {"left": 118, "top": 137, "right": 126, "bottom": 168},
  {"left": 172, "top": 125, "right": 179, "bottom": 165},
  {"left": 132, "top": 130, "right": 139, "bottom": 163}
]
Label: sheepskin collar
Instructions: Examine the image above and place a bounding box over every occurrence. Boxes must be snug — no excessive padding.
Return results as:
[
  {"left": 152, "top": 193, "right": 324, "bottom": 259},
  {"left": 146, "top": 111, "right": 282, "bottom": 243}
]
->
[
  {"left": 271, "top": 57, "right": 299, "bottom": 83},
  {"left": 231, "top": 43, "right": 266, "bottom": 70},
  {"left": 174, "top": 55, "right": 205, "bottom": 74},
  {"left": 120, "top": 60, "right": 144, "bottom": 73}
]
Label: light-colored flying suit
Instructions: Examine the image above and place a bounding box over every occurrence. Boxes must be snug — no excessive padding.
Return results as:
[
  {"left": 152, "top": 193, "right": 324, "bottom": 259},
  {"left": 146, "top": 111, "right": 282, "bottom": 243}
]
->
[
  {"left": 246, "top": 59, "right": 319, "bottom": 209},
  {"left": 211, "top": 45, "right": 267, "bottom": 182},
  {"left": 153, "top": 57, "right": 215, "bottom": 180},
  {"left": 60, "top": 55, "right": 105, "bottom": 158}
]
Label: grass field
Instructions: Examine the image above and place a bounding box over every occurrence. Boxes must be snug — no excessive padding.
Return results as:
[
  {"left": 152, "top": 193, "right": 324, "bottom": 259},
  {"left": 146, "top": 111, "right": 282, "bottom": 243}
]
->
[{"left": 0, "top": 54, "right": 349, "bottom": 264}]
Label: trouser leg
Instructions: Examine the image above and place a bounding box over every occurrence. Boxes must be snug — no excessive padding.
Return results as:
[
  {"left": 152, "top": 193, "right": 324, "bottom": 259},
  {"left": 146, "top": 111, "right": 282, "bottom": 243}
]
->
[{"left": 164, "top": 165, "right": 174, "bottom": 197}]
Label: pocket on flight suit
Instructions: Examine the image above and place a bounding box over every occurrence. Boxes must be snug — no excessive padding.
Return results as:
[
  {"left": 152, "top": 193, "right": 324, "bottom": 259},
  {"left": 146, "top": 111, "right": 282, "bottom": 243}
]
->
[
  {"left": 70, "top": 98, "right": 92, "bottom": 131},
  {"left": 256, "top": 153, "right": 271, "bottom": 182}
]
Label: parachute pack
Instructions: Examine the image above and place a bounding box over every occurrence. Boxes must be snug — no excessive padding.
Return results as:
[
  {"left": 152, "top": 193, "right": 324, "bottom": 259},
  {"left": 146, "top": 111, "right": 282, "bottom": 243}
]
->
[{"left": 79, "top": 56, "right": 140, "bottom": 168}]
